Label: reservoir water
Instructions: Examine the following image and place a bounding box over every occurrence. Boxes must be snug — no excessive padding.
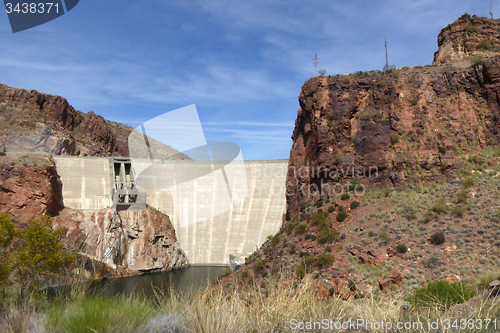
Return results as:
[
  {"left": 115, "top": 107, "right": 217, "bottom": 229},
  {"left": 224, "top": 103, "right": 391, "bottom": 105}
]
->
[{"left": 51, "top": 266, "right": 227, "bottom": 299}]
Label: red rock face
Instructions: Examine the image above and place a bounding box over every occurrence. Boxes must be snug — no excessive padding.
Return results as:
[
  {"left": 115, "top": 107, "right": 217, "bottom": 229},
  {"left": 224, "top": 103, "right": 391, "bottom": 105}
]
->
[
  {"left": 0, "top": 84, "right": 82, "bottom": 131},
  {"left": 433, "top": 14, "right": 500, "bottom": 64},
  {"left": 74, "top": 111, "right": 126, "bottom": 156},
  {"left": 286, "top": 57, "right": 500, "bottom": 219},
  {"left": 0, "top": 83, "right": 128, "bottom": 157},
  {"left": 52, "top": 207, "right": 188, "bottom": 274},
  {"left": 0, "top": 155, "right": 63, "bottom": 227}
]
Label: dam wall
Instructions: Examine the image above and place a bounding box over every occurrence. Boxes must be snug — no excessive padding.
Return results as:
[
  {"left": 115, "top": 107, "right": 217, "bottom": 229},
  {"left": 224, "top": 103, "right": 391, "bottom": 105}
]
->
[{"left": 53, "top": 156, "right": 288, "bottom": 265}]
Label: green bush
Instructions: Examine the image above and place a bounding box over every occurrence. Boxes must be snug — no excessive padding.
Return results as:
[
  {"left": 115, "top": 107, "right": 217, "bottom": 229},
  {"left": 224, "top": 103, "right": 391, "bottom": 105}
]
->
[
  {"left": 390, "top": 133, "right": 400, "bottom": 144},
  {"left": 310, "top": 212, "right": 326, "bottom": 226},
  {"left": 410, "top": 281, "right": 476, "bottom": 310},
  {"left": 462, "top": 176, "right": 475, "bottom": 189},
  {"left": 318, "top": 226, "right": 338, "bottom": 244},
  {"left": 430, "top": 231, "right": 445, "bottom": 245},
  {"left": 254, "top": 260, "right": 265, "bottom": 273},
  {"left": 396, "top": 243, "right": 408, "bottom": 254},
  {"left": 314, "top": 253, "right": 334, "bottom": 268},
  {"left": 304, "top": 233, "right": 317, "bottom": 241},
  {"left": 271, "top": 235, "right": 280, "bottom": 247},
  {"left": 334, "top": 154, "right": 342, "bottom": 164},
  {"left": 382, "top": 188, "right": 391, "bottom": 197},
  {"left": 475, "top": 269, "right": 500, "bottom": 290},
  {"left": 456, "top": 190, "right": 468, "bottom": 204},
  {"left": 0, "top": 152, "right": 6, "bottom": 156},
  {"left": 336, "top": 211, "right": 347, "bottom": 222},
  {"left": 431, "top": 200, "right": 447, "bottom": 214},
  {"left": 410, "top": 96, "right": 419, "bottom": 106},
  {"left": 438, "top": 146, "right": 446, "bottom": 155},
  {"left": 340, "top": 193, "right": 350, "bottom": 200},
  {"left": 477, "top": 40, "right": 492, "bottom": 50},
  {"left": 296, "top": 265, "right": 306, "bottom": 279},
  {"left": 327, "top": 206, "right": 335, "bottom": 213},
  {"left": 350, "top": 201, "right": 360, "bottom": 209},
  {"left": 295, "top": 224, "right": 307, "bottom": 234},
  {"left": 471, "top": 54, "right": 485, "bottom": 66},
  {"left": 451, "top": 205, "right": 465, "bottom": 217}
]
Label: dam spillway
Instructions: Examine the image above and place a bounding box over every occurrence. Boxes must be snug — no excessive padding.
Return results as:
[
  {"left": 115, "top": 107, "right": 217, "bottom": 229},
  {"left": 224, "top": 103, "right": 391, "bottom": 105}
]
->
[{"left": 53, "top": 156, "right": 288, "bottom": 266}]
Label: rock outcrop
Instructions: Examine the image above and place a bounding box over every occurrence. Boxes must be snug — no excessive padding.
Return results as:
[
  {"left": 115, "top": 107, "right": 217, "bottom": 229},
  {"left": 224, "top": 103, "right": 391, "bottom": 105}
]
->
[
  {"left": 0, "top": 154, "right": 188, "bottom": 276},
  {"left": 286, "top": 56, "right": 500, "bottom": 218},
  {"left": 434, "top": 14, "right": 500, "bottom": 65},
  {"left": 0, "top": 154, "right": 63, "bottom": 226},
  {"left": 52, "top": 208, "right": 188, "bottom": 274},
  {"left": 0, "top": 83, "right": 127, "bottom": 156}
]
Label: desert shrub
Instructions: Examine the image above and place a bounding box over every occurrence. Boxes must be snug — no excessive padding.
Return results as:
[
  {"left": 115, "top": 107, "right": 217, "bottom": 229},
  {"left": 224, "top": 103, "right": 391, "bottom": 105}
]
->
[
  {"left": 0, "top": 152, "right": 5, "bottom": 156},
  {"left": 438, "top": 146, "right": 446, "bottom": 155},
  {"left": 295, "top": 224, "right": 307, "bottom": 235},
  {"left": 430, "top": 231, "right": 445, "bottom": 245},
  {"left": 285, "top": 222, "right": 295, "bottom": 235},
  {"left": 382, "top": 188, "right": 391, "bottom": 197},
  {"left": 431, "top": 200, "right": 447, "bottom": 214},
  {"left": 410, "top": 96, "right": 419, "bottom": 106},
  {"left": 314, "top": 253, "right": 334, "bottom": 268},
  {"left": 296, "top": 266, "right": 305, "bottom": 279},
  {"left": 318, "top": 227, "right": 338, "bottom": 244},
  {"left": 254, "top": 261, "right": 264, "bottom": 273},
  {"left": 462, "top": 176, "right": 475, "bottom": 189},
  {"left": 350, "top": 201, "right": 360, "bottom": 209},
  {"left": 334, "top": 154, "right": 342, "bottom": 164},
  {"left": 471, "top": 54, "right": 485, "bottom": 66},
  {"left": 324, "top": 246, "right": 332, "bottom": 253},
  {"left": 390, "top": 133, "right": 400, "bottom": 144},
  {"left": 451, "top": 205, "right": 465, "bottom": 217},
  {"left": 410, "top": 281, "right": 476, "bottom": 310},
  {"left": 271, "top": 235, "right": 280, "bottom": 247},
  {"left": 304, "top": 233, "right": 317, "bottom": 241},
  {"left": 478, "top": 40, "right": 492, "bottom": 50},
  {"left": 340, "top": 193, "right": 350, "bottom": 200},
  {"left": 338, "top": 205, "right": 344, "bottom": 211},
  {"left": 396, "top": 243, "right": 408, "bottom": 254},
  {"left": 456, "top": 190, "right": 468, "bottom": 204},
  {"left": 240, "top": 271, "right": 254, "bottom": 285},
  {"left": 336, "top": 211, "right": 347, "bottom": 222},
  {"left": 348, "top": 178, "right": 361, "bottom": 192},
  {"left": 475, "top": 269, "right": 500, "bottom": 290},
  {"left": 327, "top": 206, "right": 335, "bottom": 213},
  {"left": 422, "top": 255, "right": 440, "bottom": 269},
  {"left": 310, "top": 212, "right": 326, "bottom": 226}
]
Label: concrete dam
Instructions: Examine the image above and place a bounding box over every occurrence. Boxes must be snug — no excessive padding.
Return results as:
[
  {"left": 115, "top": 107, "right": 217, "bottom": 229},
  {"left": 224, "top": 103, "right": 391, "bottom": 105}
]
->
[{"left": 53, "top": 156, "right": 288, "bottom": 266}]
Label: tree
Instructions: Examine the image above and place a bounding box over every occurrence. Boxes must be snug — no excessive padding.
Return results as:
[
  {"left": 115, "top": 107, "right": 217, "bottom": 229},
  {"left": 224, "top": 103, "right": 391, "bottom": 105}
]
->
[
  {"left": 0, "top": 214, "right": 15, "bottom": 292},
  {"left": 0, "top": 213, "right": 74, "bottom": 298},
  {"left": 318, "top": 69, "right": 327, "bottom": 76}
]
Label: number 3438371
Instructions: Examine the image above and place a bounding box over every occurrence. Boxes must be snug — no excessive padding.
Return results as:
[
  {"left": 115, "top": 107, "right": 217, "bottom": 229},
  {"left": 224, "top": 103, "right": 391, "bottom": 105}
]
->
[{"left": 5, "top": 3, "right": 59, "bottom": 14}]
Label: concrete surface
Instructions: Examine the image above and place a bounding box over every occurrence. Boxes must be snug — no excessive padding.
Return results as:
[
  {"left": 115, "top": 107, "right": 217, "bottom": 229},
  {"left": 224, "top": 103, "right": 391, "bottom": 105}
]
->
[{"left": 53, "top": 156, "right": 288, "bottom": 265}]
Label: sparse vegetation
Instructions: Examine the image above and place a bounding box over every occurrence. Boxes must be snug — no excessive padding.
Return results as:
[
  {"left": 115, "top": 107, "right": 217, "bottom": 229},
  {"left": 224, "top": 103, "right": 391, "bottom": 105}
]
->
[
  {"left": 350, "top": 201, "right": 360, "bottom": 209},
  {"left": 429, "top": 231, "right": 445, "bottom": 245},
  {"left": 336, "top": 211, "right": 347, "bottom": 222},
  {"left": 410, "top": 281, "right": 476, "bottom": 311}
]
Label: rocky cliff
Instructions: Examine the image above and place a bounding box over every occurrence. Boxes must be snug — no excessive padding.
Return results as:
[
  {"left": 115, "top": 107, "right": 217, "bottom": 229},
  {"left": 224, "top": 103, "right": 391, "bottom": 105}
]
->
[
  {"left": 434, "top": 14, "right": 500, "bottom": 65},
  {"left": 0, "top": 83, "right": 128, "bottom": 156},
  {"left": 52, "top": 208, "right": 188, "bottom": 275},
  {"left": 0, "top": 154, "right": 63, "bottom": 227},
  {"left": 0, "top": 154, "right": 188, "bottom": 276},
  {"left": 286, "top": 53, "right": 500, "bottom": 218}
]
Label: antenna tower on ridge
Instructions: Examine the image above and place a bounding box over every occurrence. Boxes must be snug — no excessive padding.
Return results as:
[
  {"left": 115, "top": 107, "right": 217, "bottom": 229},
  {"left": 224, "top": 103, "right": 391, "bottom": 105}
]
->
[{"left": 313, "top": 54, "right": 319, "bottom": 76}]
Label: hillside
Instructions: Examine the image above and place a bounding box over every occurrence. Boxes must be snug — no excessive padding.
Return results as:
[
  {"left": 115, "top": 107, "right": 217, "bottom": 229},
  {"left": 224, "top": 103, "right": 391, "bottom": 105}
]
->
[
  {"left": 219, "top": 14, "right": 500, "bottom": 301},
  {"left": 0, "top": 83, "right": 190, "bottom": 159}
]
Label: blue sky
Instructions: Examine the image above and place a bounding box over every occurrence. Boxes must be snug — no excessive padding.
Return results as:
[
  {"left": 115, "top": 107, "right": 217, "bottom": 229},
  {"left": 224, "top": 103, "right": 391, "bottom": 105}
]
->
[{"left": 0, "top": 0, "right": 493, "bottom": 159}]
